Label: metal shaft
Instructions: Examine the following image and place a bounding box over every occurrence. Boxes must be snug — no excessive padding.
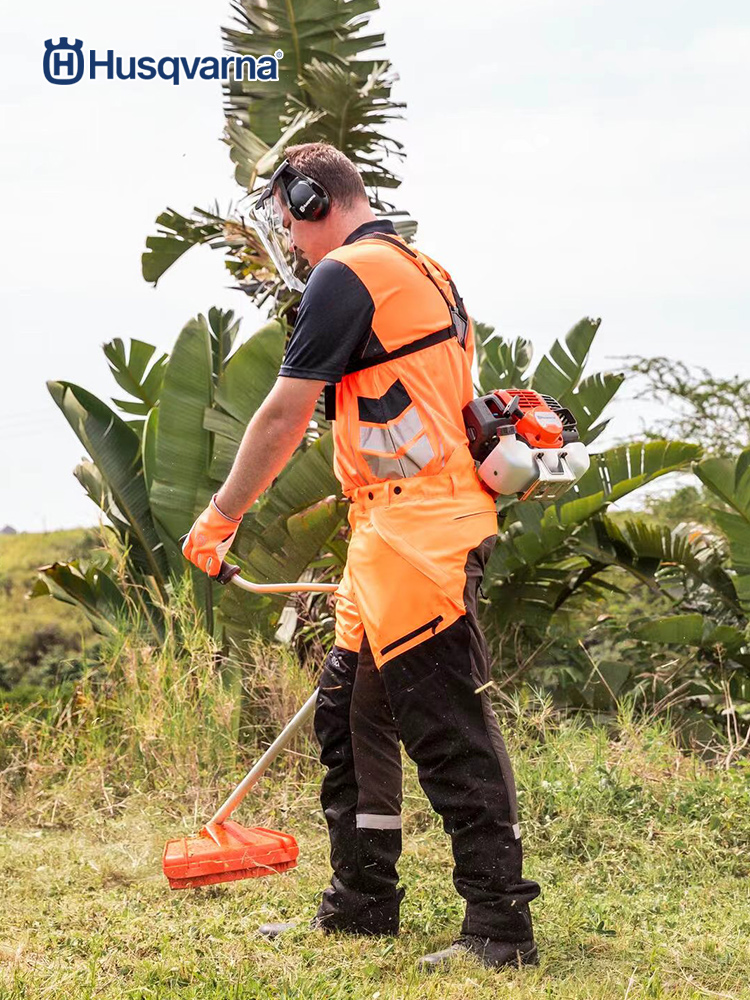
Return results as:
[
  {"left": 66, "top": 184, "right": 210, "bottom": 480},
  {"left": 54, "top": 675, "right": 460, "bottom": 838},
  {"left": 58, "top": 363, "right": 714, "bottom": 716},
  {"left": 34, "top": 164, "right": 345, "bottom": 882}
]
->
[
  {"left": 207, "top": 689, "right": 319, "bottom": 827},
  {"left": 231, "top": 575, "right": 337, "bottom": 595}
]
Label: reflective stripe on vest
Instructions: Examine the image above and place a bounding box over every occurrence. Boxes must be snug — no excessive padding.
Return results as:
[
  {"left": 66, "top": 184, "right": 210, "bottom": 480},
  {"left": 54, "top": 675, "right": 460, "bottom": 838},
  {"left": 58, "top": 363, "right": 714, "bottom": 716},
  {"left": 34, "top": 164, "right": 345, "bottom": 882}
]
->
[{"left": 357, "top": 380, "right": 435, "bottom": 480}]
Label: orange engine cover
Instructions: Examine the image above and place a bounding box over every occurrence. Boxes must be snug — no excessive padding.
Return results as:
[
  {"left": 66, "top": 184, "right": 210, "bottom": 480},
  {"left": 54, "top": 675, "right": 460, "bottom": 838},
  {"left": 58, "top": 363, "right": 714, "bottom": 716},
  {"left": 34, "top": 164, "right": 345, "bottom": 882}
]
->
[{"left": 494, "top": 389, "right": 564, "bottom": 449}]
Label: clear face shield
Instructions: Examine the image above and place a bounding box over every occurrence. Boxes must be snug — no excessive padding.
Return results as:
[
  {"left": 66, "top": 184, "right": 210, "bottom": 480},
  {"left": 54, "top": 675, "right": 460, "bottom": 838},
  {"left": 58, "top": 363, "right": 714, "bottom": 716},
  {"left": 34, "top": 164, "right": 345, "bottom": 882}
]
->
[{"left": 248, "top": 180, "right": 307, "bottom": 294}]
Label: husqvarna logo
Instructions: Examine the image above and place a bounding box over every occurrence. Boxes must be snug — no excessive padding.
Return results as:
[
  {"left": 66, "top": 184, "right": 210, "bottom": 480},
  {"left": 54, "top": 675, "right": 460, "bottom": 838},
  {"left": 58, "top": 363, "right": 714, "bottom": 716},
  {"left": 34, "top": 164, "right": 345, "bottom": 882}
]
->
[
  {"left": 42, "top": 38, "right": 283, "bottom": 86},
  {"left": 43, "top": 38, "right": 85, "bottom": 85}
]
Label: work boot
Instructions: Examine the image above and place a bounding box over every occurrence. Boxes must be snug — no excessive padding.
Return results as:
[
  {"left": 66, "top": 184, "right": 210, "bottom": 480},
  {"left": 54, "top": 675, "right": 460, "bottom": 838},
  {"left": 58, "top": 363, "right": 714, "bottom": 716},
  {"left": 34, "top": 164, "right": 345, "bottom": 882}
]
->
[{"left": 417, "top": 936, "right": 538, "bottom": 972}]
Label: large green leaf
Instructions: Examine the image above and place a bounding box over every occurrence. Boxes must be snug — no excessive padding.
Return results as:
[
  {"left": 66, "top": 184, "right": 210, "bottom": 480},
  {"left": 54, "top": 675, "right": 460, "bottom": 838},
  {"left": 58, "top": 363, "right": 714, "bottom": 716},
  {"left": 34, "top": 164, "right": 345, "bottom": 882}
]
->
[
  {"left": 47, "top": 381, "right": 169, "bottom": 589},
  {"left": 213, "top": 319, "right": 285, "bottom": 422},
  {"left": 477, "top": 330, "right": 533, "bottom": 395},
  {"left": 563, "top": 370, "right": 625, "bottom": 446},
  {"left": 209, "top": 319, "right": 287, "bottom": 480},
  {"left": 141, "top": 407, "right": 185, "bottom": 578},
  {"left": 149, "top": 316, "right": 217, "bottom": 542},
  {"left": 141, "top": 208, "right": 224, "bottom": 286},
  {"left": 222, "top": 0, "right": 386, "bottom": 156},
  {"left": 695, "top": 449, "right": 750, "bottom": 615},
  {"left": 293, "top": 59, "right": 405, "bottom": 199},
  {"left": 207, "top": 307, "right": 241, "bottom": 381},
  {"left": 574, "top": 514, "right": 738, "bottom": 609},
  {"left": 575, "top": 440, "right": 702, "bottom": 504},
  {"left": 72, "top": 460, "right": 164, "bottom": 580},
  {"left": 488, "top": 441, "right": 701, "bottom": 583},
  {"left": 530, "top": 317, "right": 601, "bottom": 400},
  {"left": 32, "top": 557, "right": 127, "bottom": 635},
  {"left": 631, "top": 614, "right": 748, "bottom": 655},
  {"left": 103, "top": 339, "right": 167, "bottom": 417},
  {"left": 73, "top": 460, "right": 127, "bottom": 534},
  {"left": 224, "top": 107, "right": 322, "bottom": 192},
  {"left": 482, "top": 559, "right": 595, "bottom": 632}
]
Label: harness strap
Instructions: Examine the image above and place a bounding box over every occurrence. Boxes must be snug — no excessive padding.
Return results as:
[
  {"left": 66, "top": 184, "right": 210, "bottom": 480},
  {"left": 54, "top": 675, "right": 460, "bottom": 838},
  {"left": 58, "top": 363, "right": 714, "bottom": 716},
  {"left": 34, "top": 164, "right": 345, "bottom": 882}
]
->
[
  {"left": 345, "top": 326, "right": 454, "bottom": 374},
  {"left": 342, "top": 233, "right": 468, "bottom": 375},
  {"left": 362, "top": 234, "right": 462, "bottom": 324}
]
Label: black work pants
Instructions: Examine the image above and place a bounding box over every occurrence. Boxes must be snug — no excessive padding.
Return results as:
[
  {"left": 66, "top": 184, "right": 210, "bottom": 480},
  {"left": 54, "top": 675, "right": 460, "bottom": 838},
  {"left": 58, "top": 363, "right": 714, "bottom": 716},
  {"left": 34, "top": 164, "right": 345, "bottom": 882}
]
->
[{"left": 313, "top": 537, "right": 540, "bottom": 940}]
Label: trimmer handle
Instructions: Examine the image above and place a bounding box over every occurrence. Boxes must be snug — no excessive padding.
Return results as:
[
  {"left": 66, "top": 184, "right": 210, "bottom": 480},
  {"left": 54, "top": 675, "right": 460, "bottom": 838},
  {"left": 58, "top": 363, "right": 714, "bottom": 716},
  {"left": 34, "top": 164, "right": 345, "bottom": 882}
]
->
[
  {"left": 215, "top": 561, "right": 241, "bottom": 585},
  {"left": 179, "top": 535, "right": 337, "bottom": 594},
  {"left": 178, "top": 534, "right": 240, "bottom": 585}
]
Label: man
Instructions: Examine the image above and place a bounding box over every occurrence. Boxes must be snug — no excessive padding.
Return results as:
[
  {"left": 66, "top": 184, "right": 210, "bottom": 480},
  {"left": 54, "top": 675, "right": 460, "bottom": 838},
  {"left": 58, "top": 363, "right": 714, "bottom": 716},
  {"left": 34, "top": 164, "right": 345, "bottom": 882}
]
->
[{"left": 182, "top": 142, "right": 541, "bottom": 970}]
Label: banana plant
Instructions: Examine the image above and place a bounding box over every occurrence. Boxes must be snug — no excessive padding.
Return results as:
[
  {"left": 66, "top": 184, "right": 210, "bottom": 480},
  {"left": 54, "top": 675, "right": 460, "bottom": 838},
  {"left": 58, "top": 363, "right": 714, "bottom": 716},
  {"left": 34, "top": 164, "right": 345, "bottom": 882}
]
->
[
  {"left": 31, "top": 551, "right": 128, "bottom": 636},
  {"left": 40, "top": 308, "right": 347, "bottom": 641},
  {"left": 627, "top": 448, "right": 750, "bottom": 665},
  {"left": 46, "top": 381, "right": 170, "bottom": 597},
  {"left": 476, "top": 316, "right": 624, "bottom": 445},
  {"left": 482, "top": 464, "right": 748, "bottom": 722},
  {"left": 696, "top": 450, "right": 750, "bottom": 617},
  {"left": 142, "top": 0, "right": 412, "bottom": 307}
]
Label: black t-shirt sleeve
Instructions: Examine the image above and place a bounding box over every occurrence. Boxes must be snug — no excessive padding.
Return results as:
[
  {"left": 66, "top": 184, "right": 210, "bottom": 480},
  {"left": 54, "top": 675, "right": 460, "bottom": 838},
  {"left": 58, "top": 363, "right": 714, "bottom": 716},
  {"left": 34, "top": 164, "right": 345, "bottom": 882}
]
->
[{"left": 279, "top": 258, "right": 375, "bottom": 383}]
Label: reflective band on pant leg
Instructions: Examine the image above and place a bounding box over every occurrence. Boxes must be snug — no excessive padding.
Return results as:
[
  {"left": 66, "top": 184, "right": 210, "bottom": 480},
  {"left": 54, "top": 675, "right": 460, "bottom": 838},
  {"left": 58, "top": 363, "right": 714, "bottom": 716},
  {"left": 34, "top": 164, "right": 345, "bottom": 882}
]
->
[{"left": 356, "top": 814, "right": 403, "bottom": 830}]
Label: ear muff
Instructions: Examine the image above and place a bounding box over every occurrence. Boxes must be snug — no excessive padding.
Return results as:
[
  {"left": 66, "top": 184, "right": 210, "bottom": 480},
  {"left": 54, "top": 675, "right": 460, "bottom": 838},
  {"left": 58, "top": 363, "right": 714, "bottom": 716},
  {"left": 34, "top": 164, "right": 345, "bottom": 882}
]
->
[
  {"left": 256, "top": 159, "right": 332, "bottom": 222},
  {"left": 285, "top": 174, "right": 330, "bottom": 221}
]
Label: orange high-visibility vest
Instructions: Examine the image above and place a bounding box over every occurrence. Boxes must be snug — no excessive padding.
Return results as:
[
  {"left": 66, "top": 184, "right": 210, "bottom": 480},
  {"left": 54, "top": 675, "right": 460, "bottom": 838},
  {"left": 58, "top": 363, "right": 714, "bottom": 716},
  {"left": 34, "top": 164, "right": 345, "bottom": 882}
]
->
[{"left": 324, "top": 234, "right": 480, "bottom": 497}]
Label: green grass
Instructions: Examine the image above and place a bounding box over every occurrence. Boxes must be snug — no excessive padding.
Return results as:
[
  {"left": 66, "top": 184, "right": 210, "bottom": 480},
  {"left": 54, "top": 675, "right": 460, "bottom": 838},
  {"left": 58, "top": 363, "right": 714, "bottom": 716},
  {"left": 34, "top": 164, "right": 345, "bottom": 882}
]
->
[
  {"left": 2, "top": 702, "right": 749, "bottom": 999},
  {"left": 1, "top": 556, "right": 748, "bottom": 998}
]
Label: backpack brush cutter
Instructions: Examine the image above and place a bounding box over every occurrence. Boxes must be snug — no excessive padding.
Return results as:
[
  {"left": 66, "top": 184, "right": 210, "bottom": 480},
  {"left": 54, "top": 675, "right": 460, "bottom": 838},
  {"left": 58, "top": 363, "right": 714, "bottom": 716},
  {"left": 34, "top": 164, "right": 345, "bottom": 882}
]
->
[
  {"left": 463, "top": 388, "right": 590, "bottom": 499},
  {"left": 163, "top": 389, "right": 590, "bottom": 891}
]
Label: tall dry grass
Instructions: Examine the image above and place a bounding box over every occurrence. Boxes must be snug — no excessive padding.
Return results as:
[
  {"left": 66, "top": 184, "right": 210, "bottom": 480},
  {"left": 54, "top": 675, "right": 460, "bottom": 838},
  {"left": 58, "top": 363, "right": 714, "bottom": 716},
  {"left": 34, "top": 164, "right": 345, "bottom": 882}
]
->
[{"left": 0, "top": 580, "right": 318, "bottom": 829}]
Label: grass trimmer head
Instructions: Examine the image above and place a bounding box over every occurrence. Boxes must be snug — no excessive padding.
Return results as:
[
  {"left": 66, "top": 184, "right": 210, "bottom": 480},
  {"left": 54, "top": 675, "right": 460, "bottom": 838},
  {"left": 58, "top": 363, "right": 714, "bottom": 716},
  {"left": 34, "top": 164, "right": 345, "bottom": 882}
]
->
[
  {"left": 162, "top": 683, "right": 320, "bottom": 890},
  {"left": 163, "top": 820, "right": 299, "bottom": 889},
  {"left": 161, "top": 562, "right": 338, "bottom": 890}
]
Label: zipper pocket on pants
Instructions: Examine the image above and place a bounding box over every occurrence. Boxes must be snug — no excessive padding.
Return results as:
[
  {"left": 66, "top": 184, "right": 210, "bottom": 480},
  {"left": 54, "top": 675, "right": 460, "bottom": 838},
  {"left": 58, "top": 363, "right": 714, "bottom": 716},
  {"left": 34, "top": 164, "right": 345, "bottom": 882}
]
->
[{"left": 381, "top": 615, "right": 444, "bottom": 657}]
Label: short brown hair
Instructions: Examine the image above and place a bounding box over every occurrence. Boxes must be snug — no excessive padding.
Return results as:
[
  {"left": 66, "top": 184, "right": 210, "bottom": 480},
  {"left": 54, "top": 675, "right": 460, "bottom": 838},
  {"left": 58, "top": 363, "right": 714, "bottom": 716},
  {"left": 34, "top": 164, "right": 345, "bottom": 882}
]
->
[{"left": 285, "top": 142, "right": 367, "bottom": 208}]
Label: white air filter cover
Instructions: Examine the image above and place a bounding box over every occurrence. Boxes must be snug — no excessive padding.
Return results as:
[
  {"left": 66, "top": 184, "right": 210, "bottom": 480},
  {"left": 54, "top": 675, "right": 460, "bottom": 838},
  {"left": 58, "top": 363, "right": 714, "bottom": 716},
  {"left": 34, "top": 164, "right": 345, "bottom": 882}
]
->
[
  {"left": 478, "top": 437, "right": 591, "bottom": 498},
  {"left": 563, "top": 442, "right": 591, "bottom": 481},
  {"left": 478, "top": 435, "right": 540, "bottom": 495}
]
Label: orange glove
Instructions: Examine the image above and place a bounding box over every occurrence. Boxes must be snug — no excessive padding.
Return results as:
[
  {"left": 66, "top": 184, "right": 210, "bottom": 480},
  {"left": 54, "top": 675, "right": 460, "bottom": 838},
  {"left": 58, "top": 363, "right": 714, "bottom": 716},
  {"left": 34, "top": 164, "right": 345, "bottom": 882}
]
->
[{"left": 182, "top": 495, "right": 242, "bottom": 577}]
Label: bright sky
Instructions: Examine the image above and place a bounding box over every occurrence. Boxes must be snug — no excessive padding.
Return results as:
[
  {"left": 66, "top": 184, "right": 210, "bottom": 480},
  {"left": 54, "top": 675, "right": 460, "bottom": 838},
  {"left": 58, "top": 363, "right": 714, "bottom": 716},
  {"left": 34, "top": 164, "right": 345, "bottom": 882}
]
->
[{"left": 2, "top": 0, "right": 748, "bottom": 531}]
